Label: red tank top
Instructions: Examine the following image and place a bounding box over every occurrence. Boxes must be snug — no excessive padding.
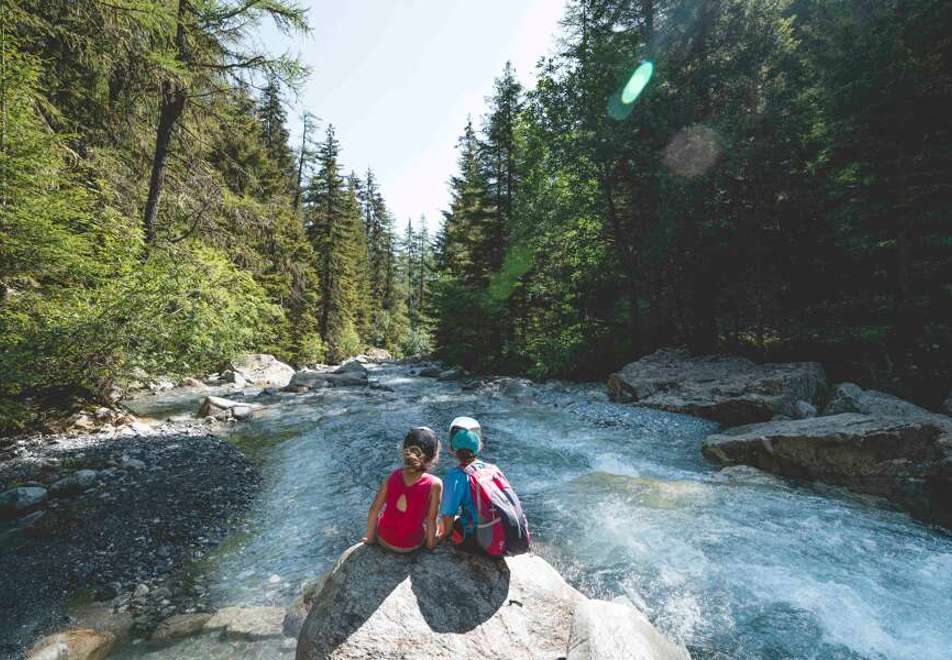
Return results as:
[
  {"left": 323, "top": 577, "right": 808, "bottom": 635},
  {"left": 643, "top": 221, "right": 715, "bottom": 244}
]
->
[{"left": 377, "top": 469, "right": 435, "bottom": 550}]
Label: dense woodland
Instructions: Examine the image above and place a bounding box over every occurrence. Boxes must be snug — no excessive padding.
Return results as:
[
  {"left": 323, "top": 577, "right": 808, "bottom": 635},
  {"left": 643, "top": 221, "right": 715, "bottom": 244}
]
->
[
  {"left": 0, "top": 0, "right": 432, "bottom": 432},
  {"left": 1, "top": 0, "right": 950, "bottom": 433},
  {"left": 434, "top": 0, "right": 952, "bottom": 406}
]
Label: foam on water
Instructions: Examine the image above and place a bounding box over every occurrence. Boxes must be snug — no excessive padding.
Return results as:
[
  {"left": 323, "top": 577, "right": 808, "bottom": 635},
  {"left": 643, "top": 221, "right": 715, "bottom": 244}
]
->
[{"left": 119, "top": 364, "right": 952, "bottom": 658}]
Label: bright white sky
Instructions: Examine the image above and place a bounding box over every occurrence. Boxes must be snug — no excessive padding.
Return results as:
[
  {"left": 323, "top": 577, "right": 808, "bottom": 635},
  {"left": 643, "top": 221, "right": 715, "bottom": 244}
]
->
[{"left": 264, "top": 0, "right": 566, "bottom": 234}]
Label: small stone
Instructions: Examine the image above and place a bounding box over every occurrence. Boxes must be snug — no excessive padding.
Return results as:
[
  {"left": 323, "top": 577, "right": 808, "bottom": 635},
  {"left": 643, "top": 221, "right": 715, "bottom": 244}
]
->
[
  {"left": 133, "top": 584, "right": 150, "bottom": 598},
  {"left": 0, "top": 486, "right": 48, "bottom": 520},
  {"left": 122, "top": 458, "right": 147, "bottom": 471}
]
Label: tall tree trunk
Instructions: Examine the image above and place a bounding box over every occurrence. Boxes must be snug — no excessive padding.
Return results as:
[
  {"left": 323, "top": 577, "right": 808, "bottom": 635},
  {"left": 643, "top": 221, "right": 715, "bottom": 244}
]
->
[
  {"left": 293, "top": 116, "right": 309, "bottom": 210},
  {"left": 143, "top": 82, "right": 185, "bottom": 244},
  {"left": 142, "top": 0, "right": 188, "bottom": 245}
]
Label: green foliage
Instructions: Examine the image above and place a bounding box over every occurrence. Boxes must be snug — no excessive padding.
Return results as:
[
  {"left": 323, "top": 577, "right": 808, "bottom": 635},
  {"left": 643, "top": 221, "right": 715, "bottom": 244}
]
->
[
  {"left": 1, "top": 4, "right": 424, "bottom": 431},
  {"left": 431, "top": 0, "right": 952, "bottom": 400}
]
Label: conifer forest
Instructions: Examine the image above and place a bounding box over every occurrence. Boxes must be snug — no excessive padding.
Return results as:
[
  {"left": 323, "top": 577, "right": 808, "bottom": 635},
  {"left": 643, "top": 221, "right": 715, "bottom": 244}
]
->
[{"left": 2, "top": 0, "right": 950, "bottom": 431}]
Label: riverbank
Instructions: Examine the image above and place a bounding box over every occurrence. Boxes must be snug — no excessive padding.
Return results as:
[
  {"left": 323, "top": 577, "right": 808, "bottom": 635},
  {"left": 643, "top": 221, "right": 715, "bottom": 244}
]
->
[{"left": 0, "top": 420, "right": 260, "bottom": 658}]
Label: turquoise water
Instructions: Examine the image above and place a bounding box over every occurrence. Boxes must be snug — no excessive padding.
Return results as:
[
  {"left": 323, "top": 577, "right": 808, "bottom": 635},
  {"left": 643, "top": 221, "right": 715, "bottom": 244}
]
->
[{"left": 129, "top": 365, "right": 952, "bottom": 659}]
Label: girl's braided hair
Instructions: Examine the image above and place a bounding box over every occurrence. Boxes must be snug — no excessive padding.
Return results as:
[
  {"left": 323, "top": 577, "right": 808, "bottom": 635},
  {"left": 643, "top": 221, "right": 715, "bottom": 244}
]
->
[{"left": 403, "top": 427, "right": 440, "bottom": 472}]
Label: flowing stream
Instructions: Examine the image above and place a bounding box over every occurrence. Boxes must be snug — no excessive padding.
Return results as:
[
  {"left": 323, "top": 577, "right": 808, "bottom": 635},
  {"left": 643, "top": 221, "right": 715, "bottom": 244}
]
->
[{"left": 119, "top": 364, "right": 952, "bottom": 659}]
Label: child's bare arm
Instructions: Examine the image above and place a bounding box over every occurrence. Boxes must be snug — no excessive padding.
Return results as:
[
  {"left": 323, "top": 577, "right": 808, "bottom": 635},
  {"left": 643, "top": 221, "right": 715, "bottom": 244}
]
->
[
  {"left": 363, "top": 479, "right": 388, "bottom": 544},
  {"left": 424, "top": 479, "right": 443, "bottom": 550},
  {"left": 439, "top": 515, "right": 454, "bottom": 541}
]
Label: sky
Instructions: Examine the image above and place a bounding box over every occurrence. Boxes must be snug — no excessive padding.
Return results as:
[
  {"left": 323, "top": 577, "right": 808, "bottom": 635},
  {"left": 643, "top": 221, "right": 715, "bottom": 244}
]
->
[{"left": 262, "top": 0, "right": 567, "bottom": 234}]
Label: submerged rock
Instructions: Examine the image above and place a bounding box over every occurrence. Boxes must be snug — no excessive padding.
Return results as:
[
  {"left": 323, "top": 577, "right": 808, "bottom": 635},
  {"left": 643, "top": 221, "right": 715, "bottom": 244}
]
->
[
  {"left": 823, "top": 382, "right": 931, "bottom": 417},
  {"left": 151, "top": 613, "right": 212, "bottom": 643},
  {"left": 296, "top": 543, "right": 686, "bottom": 660},
  {"left": 230, "top": 353, "right": 296, "bottom": 388},
  {"left": 607, "top": 349, "right": 826, "bottom": 426},
  {"left": 26, "top": 629, "right": 115, "bottom": 660},
  {"left": 702, "top": 413, "right": 952, "bottom": 528},
  {"left": 205, "top": 606, "right": 284, "bottom": 641}
]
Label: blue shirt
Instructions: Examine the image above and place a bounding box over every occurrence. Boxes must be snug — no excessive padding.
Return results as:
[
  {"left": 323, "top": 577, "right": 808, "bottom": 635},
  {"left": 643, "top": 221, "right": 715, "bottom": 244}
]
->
[{"left": 440, "top": 463, "right": 481, "bottom": 534}]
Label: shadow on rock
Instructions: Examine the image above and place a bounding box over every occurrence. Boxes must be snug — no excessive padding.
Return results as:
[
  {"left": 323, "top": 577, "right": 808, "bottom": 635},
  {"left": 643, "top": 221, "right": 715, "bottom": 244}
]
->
[{"left": 410, "top": 550, "right": 510, "bottom": 634}]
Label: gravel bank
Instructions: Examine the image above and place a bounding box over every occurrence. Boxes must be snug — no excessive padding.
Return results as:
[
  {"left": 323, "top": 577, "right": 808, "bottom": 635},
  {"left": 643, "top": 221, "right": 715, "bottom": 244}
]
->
[{"left": 0, "top": 424, "right": 261, "bottom": 658}]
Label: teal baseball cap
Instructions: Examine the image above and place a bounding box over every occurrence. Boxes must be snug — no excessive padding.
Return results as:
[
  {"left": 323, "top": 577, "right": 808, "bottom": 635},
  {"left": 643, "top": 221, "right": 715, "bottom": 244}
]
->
[{"left": 450, "top": 428, "right": 481, "bottom": 455}]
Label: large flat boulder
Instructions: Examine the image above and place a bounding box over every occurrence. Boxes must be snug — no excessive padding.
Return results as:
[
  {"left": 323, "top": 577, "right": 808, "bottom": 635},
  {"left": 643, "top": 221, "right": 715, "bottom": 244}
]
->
[
  {"left": 231, "top": 354, "right": 296, "bottom": 387},
  {"left": 296, "top": 543, "right": 686, "bottom": 660},
  {"left": 702, "top": 413, "right": 952, "bottom": 528},
  {"left": 608, "top": 349, "right": 826, "bottom": 425}
]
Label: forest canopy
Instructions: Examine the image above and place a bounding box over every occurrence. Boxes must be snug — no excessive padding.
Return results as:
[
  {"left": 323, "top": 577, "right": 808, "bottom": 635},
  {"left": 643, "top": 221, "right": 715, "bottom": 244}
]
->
[
  {"left": 1, "top": 0, "right": 950, "bottom": 432},
  {"left": 431, "top": 0, "right": 952, "bottom": 406},
  {"left": 0, "top": 0, "right": 429, "bottom": 432}
]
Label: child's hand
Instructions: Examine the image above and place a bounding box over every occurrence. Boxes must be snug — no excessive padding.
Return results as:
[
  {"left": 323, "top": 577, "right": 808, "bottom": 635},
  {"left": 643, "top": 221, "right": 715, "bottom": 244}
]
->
[{"left": 362, "top": 535, "right": 376, "bottom": 545}]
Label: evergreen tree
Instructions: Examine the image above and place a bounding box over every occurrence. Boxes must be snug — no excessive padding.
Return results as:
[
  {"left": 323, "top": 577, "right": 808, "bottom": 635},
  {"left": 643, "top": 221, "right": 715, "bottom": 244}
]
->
[
  {"left": 305, "top": 125, "right": 367, "bottom": 361},
  {"left": 481, "top": 61, "right": 523, "bottom": 271},
  {"left": 258, "top": 75, "right": 296, "bottom": 184}
]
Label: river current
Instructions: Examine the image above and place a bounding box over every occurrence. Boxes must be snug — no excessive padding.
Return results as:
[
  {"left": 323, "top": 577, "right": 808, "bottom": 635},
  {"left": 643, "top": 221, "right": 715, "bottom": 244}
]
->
[{"left": 120, "top": 363, "right": 952, "bottom": 659}]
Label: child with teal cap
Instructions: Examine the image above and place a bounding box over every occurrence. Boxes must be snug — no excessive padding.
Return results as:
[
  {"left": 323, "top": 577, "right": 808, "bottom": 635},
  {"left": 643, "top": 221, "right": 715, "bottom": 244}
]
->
[{"left": 439, "top": 417, "right": 530, "bottom": 555}]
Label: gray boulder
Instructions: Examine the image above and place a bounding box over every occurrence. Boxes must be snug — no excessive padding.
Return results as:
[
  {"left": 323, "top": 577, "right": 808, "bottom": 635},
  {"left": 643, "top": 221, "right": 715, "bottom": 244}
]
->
[
  {"left": 702, "top": 413, "right": 952, "bottom": 528},
  {"left": 417, "top": 365, "right": 442, "bottom": 378},
  {"left": 197, "top": 395, "right": 262, "bottom": 421},
  {"left": 333, "top": 360, "right": 369, "bottom": 377},
  {"left": 608, "top": 349, "right": 826, "bottom": 425},
  {"left": 791, "top": 400, "right": 818, "bottom": 419},
  {"left": 50, "top": 469, "right": 99, "bottom": 498},
  {"left": 286, "top": 369, "right": 368, "bottom": 391},
  {"left": 363, "top": 348, "right": 393, "bottom": 363},
  {"left": 0, "top": 486, "right": 48, "bottom": 520},
  {"left": 823, "top": 382, "right": 932, "bottom": 417},
  {"left": 231, "top": 353, "right": 296, "bottom": 388},
  {"left": 296, "top": 543, "right": 686, "bottom": 660}
]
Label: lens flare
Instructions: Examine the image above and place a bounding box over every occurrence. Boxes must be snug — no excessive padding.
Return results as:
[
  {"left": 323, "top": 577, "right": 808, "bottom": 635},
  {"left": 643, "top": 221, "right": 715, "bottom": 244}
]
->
[{"left": 621, "top": 60, "right": 654, "bottom": 105}]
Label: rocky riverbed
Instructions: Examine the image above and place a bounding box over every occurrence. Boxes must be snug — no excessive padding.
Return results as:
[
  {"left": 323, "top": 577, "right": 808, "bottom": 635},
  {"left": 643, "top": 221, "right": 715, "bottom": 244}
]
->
[{"left": 0, "top": 422, "right": 260, "bottom": 658}]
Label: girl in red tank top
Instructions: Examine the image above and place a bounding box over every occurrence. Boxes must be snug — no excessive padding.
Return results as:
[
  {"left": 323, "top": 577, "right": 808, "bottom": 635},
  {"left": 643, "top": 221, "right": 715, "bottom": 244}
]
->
[{"left": 363, "top": 427, "right": 443, "bottom": 552}]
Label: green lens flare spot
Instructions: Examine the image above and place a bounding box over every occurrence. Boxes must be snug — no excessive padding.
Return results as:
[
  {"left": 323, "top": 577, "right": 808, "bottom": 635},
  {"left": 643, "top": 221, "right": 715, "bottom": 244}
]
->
[{"left": 621, "top": 60, "right": 654, "bottom": 105}]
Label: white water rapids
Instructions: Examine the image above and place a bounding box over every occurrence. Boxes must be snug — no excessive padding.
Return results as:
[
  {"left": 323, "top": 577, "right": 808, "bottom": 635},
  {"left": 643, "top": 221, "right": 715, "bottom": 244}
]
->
[{"left": 119, "top": 363, "right": 952, "bottom": 659}]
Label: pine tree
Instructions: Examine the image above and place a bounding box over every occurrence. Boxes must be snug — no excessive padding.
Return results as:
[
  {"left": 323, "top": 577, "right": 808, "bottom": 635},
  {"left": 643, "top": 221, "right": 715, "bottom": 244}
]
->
[
  {"left": 305, "top": 125, "right": 367, "bottom": 361},
  {"left": 258, "top": 75, "right": 296, "bottom": 184},
  {"left": 440, "top": 118, "right": 496, "bottom": 286},
  {"left": 481, "top": 61, "right": 523, "bottom": 271}
]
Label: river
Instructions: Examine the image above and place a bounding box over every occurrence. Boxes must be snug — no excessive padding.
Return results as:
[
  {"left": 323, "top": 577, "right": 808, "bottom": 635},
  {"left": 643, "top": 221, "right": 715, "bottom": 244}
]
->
[{"left": 119, "top": 363, "right": 952, "bottom": 659}]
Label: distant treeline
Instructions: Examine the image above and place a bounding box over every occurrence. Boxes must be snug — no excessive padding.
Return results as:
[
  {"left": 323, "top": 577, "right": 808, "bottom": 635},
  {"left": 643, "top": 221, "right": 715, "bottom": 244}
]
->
[
  {"left": 0, "top": 1, "right": 432, "bottom": 432},
  {"left": 432, "top": 0, "right": 952, "bottom": 405}
]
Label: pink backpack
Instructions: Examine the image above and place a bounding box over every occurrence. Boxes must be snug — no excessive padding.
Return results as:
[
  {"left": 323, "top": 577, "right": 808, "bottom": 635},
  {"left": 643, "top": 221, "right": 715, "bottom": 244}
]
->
[{"left": 463, "top": 462, "right": 531, "bottom": 557}]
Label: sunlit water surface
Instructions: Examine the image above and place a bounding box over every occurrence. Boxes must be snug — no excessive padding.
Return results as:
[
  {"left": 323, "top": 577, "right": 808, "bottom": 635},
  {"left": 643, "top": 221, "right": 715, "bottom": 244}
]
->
[{"left": 118, "top": 365, "right": 952, "bottom": 659}]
